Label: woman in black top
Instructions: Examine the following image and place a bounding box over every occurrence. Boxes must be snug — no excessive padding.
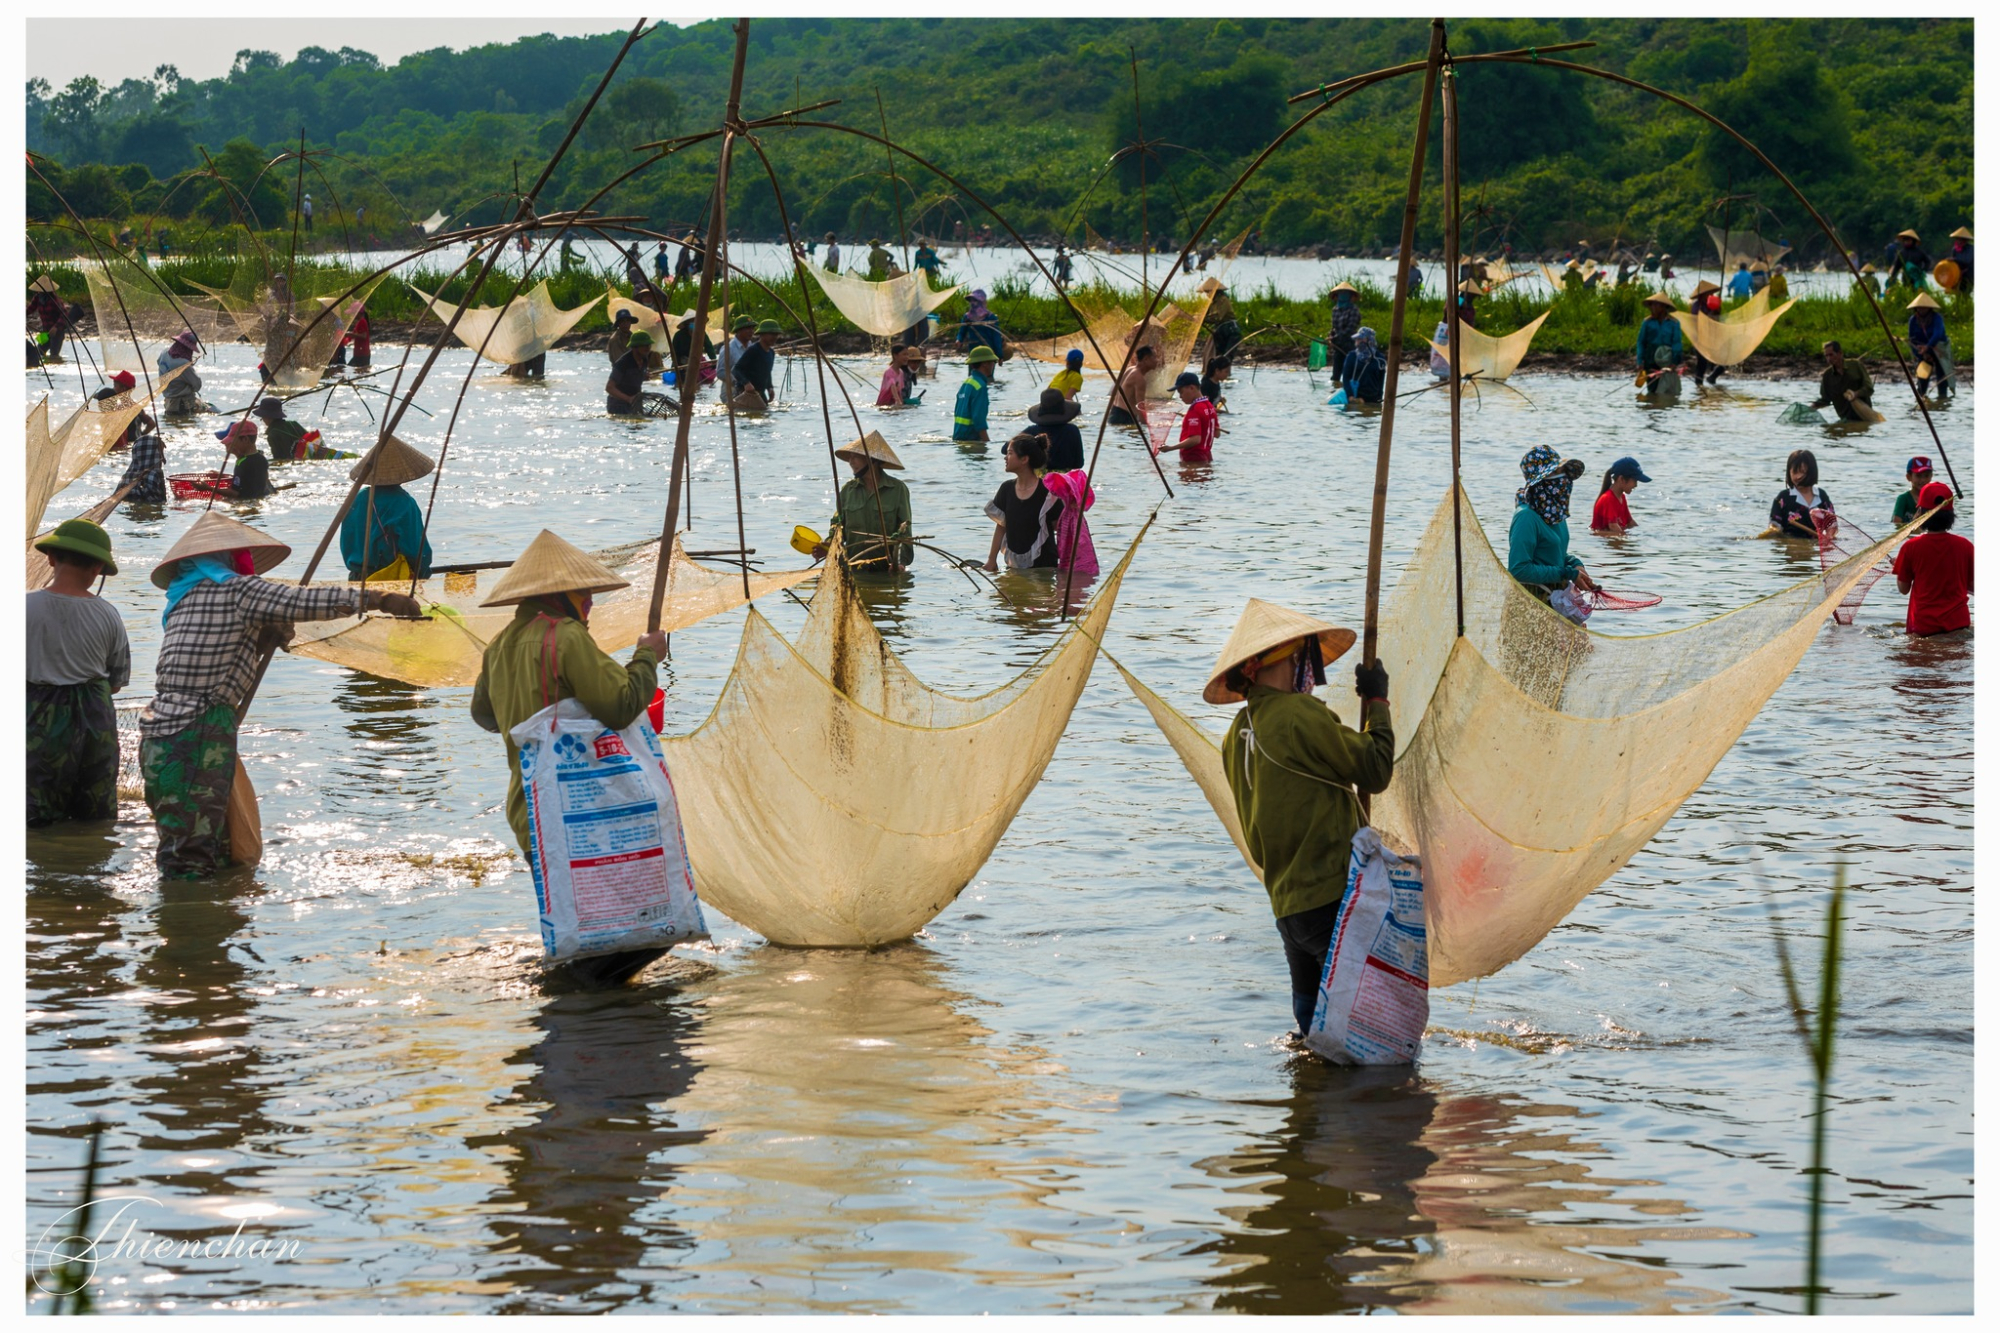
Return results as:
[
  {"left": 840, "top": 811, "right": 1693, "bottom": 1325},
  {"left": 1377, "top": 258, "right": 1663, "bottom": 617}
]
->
[
  {"left": 1026, "top": 390, "right": 1085, "bottom": 471},
  {"left": 1200, "top": 356, "right": 1231, "bottom": 408},
  {"left": 1768, "top": 448, "right": 1834, "bottom": 538},
  {"left": 983, "top": 434, "right": 1064, "bottom": 571}
]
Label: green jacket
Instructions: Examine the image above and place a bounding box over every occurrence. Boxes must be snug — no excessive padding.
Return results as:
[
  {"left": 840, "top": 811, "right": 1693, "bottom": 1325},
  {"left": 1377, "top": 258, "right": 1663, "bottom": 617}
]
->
[
  {"left": 831, "top": 473, "right": 914, "bottom": 568},
  {"left": 1222, "top": 687, "right": 1394, "bottom": 919},
  {"left": 469, "top": 598, "right": 659, "bottom": 856}
]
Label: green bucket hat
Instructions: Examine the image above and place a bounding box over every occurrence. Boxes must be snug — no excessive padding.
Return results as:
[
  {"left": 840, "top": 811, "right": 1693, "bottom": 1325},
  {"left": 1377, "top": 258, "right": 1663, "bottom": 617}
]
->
[
  {"left": 35, "top": 518, "right": 117, "bottom": 575},
  {"left": 626, "top": 330, "right": 654, "bottom": 347},
  {"left": 965, "top": 345, "right": 1000, "bottom": 365},
  {"left": 756, "top": 319, "right": 782, "bottom": 334},
  {"left": 733, "top": 315, "right": 756, "bottom": 331}
]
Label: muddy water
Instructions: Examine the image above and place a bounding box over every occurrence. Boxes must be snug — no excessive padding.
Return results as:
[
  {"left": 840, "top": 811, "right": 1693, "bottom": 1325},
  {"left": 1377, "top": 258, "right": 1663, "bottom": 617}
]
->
[{"left": 25, "top": 344, "right": 1971, "bottom": 1312}]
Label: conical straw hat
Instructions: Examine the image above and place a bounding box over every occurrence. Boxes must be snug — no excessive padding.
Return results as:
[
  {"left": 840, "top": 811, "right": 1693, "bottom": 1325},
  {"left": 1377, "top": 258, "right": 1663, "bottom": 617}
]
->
[
  {"left": 1642, "top": 291, "right": 1677, "bottom": 308},
  {"left": 1950, "top": 226, "right": 1973, "bottom": 241},
  {"left": 480, "top": 529, "right": 633, "bottom": 607},
  {"left": 151, "top": 511, "right": 292, "bottom": 588},
  {"left": 834, "top": 429, "right": 904, "bottom": 470},
  {"left": 349, "top": 433, "right": 435, "bottom": 487},
  {"left": 1907, "top": 291, "right": 1941, "bottom": 311},
  {"left": 1204, "top": 598, "right": 1357, "bottom": 705},
  {"left": 31, "top": 274, "right": 60, "bottom": 294},
  {"left": 1690, "top": 279, "right": 1721, "bottom": 298}
]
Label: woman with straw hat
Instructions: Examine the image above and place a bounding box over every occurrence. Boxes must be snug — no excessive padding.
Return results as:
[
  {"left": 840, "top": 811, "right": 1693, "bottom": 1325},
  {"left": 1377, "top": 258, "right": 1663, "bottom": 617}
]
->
[
  {"left": 339, "top": 435, "right": 438, "bottom": 581},
  {"left": 27, "top": 519, "right": 130, "bottom": 826},
  {"left": 1326, "top": 281, "right": 1361, "bottom": 364},
  {"left": 1906, "top": 291, "right": 1954, "bottom": 400},
  {"left": 1684, "top": 279, "right": 1724, "bottom": 386},
  {"left": 815, "top": 431, "right": 914, "bottom": 571},
  {"left": 140, "top": 512, "right": 419, "bottom": 877},
  {"left": 1212, "top": 599, "right": 1393, "bottom": 1039},
  {"left": 1634, "top": 291, "right": 1683, "bottom": 393}
]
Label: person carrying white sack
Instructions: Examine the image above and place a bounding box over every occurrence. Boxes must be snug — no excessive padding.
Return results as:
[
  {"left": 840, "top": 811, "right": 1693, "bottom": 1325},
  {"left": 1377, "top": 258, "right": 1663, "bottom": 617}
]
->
[{"left": 1212, "top": 600, "right": 1394, "bottom": 1040}]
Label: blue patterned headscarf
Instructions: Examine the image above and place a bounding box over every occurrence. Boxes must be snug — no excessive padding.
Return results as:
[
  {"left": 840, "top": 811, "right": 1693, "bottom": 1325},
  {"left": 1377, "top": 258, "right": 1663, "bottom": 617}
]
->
[{"left": 1516, "top": 444, "right": 1575, "bottom": 525}]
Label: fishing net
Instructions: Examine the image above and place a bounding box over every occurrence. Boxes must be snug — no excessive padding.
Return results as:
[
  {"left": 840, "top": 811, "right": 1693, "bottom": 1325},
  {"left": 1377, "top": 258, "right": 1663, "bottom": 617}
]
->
[
  {"left": 1013, "top": 294, "right": 1211, "bottom": 398},
  {"left": 1587, "top": 589, "right": 1662, "bottom": 611},
  {"left": 283, "top": 536, "right": 815, "bottom": 687},
  {"left": 79, "top": 254, "right": 238, "bottom": 376},
  {"left": 420, "top": 210, "right": 449, "bottom": 235},
  {"left": 1673, "top": 298, "right": 1795, "bottom": 367},
  {"left": 803, "top": 265, "right": 960, "bottom": 337},
  {"left": 24, "top": 391, "right": 158, "bottom": 539},
  {"left": 658, "top": 529, "right": 1140, "bottom": 947},
  {"left": 411, "top": 281, "right": 603, "bottom": 365},
  {"left": 604, "top": 290, "right": 730, "bottom": 352},
  {"left": 1113, "top": 486, "right": 1901, "bottom": 987},
  {"left": 1707, "top": 225, "right": 1790, "bottom": 270},
  {"left": 1537, "top": 261, "right": 1600, "bottom": 288},
  {"left": 25, "top": 412, "right": 140, "bottom": 590},
  {"left": 1813, "top": 512, "right": 1896, "bottom": 627},
  {"left": 1429, "top": 311, "right": 1549, "bottom": 383},
  {"left": 1721, "top": 286, "right": 1772, "bottom": 324},
  {"left": 187, "top": 263, "right": 384, "bottom": 391}
]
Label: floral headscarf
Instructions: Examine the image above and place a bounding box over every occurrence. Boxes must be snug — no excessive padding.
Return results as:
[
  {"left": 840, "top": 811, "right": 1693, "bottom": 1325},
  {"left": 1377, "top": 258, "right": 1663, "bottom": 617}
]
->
[{"left": 1516, "top": 444, "right": 1575, "bottom": 525}]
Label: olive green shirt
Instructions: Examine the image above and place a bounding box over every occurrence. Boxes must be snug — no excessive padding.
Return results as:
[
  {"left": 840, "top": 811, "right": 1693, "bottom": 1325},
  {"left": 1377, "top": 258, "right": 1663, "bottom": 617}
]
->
[
  {"left": 830, "top": 473, "right": 914, "bottom": 568},
  {"left": 1222, "top": 687, "right": 1394, "bottom": 919},
  {"left": 469, "top": 598, "right": 659, "bottom": 856}
]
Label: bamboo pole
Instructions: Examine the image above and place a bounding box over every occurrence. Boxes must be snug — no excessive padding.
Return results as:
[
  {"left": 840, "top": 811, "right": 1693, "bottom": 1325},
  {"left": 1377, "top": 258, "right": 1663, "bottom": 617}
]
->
[
  {"left": 649, "top": 17, "right": 752, "bottom": 633},
  {"left": 1441, "top": 55, "right": 1465, "bottom": 640},
  {"left": 1361, "top": 18, "right": 1446, "bottom": 671},
  {"left": 875, "top": 87, "right": 910, "bottom": 269}
]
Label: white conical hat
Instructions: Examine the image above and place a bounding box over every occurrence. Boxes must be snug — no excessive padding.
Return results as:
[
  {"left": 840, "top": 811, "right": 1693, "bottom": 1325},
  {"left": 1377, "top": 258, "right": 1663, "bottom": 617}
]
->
[
  {"left": 1907, "top": 291, "right": 1941, "bottom": 311},
  {"left": 1204, "top": 598, "right": 1357, "bottom": 705},
  {"left": 31, "top": 274, "right": 59, "bottom": 294},
  {"left": 151, "top": 512, "right": 292, "bottom": 589},
  {"left": 349, "top": 433, "right": 435, "bottom": 487},
  {"left": 834, "top": 429, "right": 904, "bottom": 470},
  {"left": 479, "top": 529, "right": 632, "bottom": 607}
]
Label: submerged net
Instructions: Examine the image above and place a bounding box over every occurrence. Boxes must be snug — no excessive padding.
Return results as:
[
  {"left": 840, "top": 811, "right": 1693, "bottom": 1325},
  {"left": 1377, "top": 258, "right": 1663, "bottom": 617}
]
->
[
  {"left": 1114, "top": 486, "right": 1899, "bottom": 987},
  {"left": 1707, "top": 225, "right": 1791, "bottom": 270},
  {"left": 604, "top": 290, "right": 730, "bottom": 351},
  {"left": 284, "top": 537, "right": 815, "bottom": 687},
  {"left": 187, "top": 262, "right": 384, "bottom": 391},
  {"left": 1814, "top": 512, "right": 1896, "bottom": 626},
  {"left": 1674, "top": 298, "right": 1795, "bottom": 367},
  {"left": 412, "top": 281, "right": 603, "bottom": 365},
  {"left": 803, "top": 266, "right": 960, "bottom": 337},
  {"left": 659, "top": 529, "right": 1140, "bottom": 947},
  {"left": 79, "top": 254, "right": 238, "bottom": 376},
  {"left": 1430, "top": 311, "right": 1548, "bottom": 383}
]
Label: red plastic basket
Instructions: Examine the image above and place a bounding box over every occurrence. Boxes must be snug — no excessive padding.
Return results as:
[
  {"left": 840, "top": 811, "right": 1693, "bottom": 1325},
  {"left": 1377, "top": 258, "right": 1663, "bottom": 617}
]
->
[{"left": 168, "top": 471, "right": 234, "bottom": 500}]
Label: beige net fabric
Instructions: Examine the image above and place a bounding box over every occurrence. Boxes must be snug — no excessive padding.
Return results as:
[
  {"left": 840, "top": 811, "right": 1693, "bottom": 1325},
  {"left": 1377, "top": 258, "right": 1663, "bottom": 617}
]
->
[
  {"left": 1721, "top": 286, "right": 1772, "bottom": 324},
  {"left": 1430, "top": 312, "right": 1548, "bottom": 383},
  {"left": 659, "top": 530, "right": 1141, "bottom": 947},
  {"left": 25, "top": 393, "right": 154, "bottom": 542},
  {"left": 284, "top": 537, "right": 815, "bottom": 687},
  {"left": 1114, "top": 487, "right": 1899, "bottom": 987},
  {"left": 1014, "top": 294, "right": 1211, "bottom": 398},
  {"left": 1673, "top": 298, "right": 1795, "bottom": 367},
  {"left": 1537, "top": 261, "right": 1600, "bottom": 287},
  {"left": 1707, "top": 225, "right": 1791, "bottom": 269},
  {"left": 411, "top": 281, "right": 603, "bottom": 365},
  {"left": 80, "top": 256, "right": 237, "bottom": 376},
  {"left": 803, "top": 266, "right": 960, "bottom": 336},
  {"left": 188, "top": 266, "right": 383, "bottom": 391},
  {"left": 604, "top": 291, "right": 730, "bottom": 350}
]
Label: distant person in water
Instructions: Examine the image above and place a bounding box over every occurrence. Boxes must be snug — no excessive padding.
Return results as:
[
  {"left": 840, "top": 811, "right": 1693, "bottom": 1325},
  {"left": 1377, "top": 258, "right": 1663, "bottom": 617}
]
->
[
  {"left": 1340, "top": 327, "right": 1386, "bottom": 404},
  {"left": 1768, "top": 448, "right": 1832, "bottom": 538},
  {"left": 1892, "top": 457, "right": 1935, "bottom": 528},
  {"left": 1153, "top": 372, "right": 1218, "bottom": 463},
  {"left": 1591, "top": 456, "right": 1650, "bottom": 535},
  {"left": 1200, "top": 356, "right": 1230, "bottom": 409},
  {"left": 1507, "top": 445, "right": 1597, "bottom": 613},
  {"left": 1810, "top": 340, "right": 1875, "bottom": 421},
  {"left": 1892, "top": 481, "right": 1972, "bottom": 637},
  {"left": 1026, "top": 389, "right": 1085, "bottom": 471},
  {"left": 1048, "top": 347, "right": 1086, "bottom": 401},
  {"left": 983, "top": 433, "right": 1064, "bottom": 572}
]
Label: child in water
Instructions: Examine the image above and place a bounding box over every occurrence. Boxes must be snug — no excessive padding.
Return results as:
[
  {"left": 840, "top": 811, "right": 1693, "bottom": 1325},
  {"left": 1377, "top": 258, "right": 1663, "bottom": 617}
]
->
[
  {"left": 1768, "top": 449, "right": 1833, "bottom": 538},
  {"left": 1891, "top": 481, "right": 1973, "bottom": 636},
  {"left": 1591, "top": 456, "right": 1651, "bottom": 535}
]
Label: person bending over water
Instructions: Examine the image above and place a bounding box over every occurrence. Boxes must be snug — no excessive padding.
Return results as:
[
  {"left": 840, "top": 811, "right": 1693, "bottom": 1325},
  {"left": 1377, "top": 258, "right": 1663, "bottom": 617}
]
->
[{"left": 1507, "top": 445, "right": 1598, "bottom": 616}]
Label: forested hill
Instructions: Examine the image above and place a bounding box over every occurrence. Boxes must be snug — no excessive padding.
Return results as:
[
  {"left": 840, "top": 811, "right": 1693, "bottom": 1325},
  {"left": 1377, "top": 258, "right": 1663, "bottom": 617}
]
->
[{"left": 26, "top": 17, "right": 1972, "bottom": 257}]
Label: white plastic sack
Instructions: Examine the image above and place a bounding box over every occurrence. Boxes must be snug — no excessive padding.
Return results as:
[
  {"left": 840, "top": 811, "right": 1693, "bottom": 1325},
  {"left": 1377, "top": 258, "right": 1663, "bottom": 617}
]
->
[
  {"left": 511, "top": 698, "right": 708, "bottom": 961},
  {"left": 1306, "top": 828, "right": 1428, "bottom": 1065},
  {"left": 1548, "top": 583, "right": 1594, "bottom": 625}
]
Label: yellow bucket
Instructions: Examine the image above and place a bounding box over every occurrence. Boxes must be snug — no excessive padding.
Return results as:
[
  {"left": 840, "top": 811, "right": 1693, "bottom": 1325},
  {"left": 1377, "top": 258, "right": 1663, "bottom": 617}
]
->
[{"left": 790, "top": 525, "right": 823, "bottom": 555}]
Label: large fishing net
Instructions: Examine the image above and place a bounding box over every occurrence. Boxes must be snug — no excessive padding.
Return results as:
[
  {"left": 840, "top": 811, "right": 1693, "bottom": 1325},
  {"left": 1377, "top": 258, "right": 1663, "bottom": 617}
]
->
[
  {"left": 78, "top": 254, "right": 238, "bottom": 377},
  {"left": 1113, "top": 487, "right": 1901, "bottom": 987},
  {"left": 283, "top": 536, "right": 815, "bottom": 687},
  {"left": 659, "top": 529, "right": 1140, "bottom": 947},
  {"left": 25, "top": 389, "right": 172, "bottom": 589},
  {"left": 1430, "top": 311, "right": 1548, "bottom": 383},
  {"left": 1707, "top": 225, "right": 1791, "bottom": 270},
  {"left": 187, "top": 261, "right": 384, "bottom": 391},
  {"left": 603, "top": 290, "right": 731, "bottom": 350},
  {"left": 1814, "top": 512, "right": 1896, "bottom": 626},
  {"left": 1674, "top": 297, "right": 1795, "bottom": 367},
  {"left": 803, "top": 265, "right": 960, "bottom": 337},
  {"left": 1013, "top": 293, "right": 1211, "bottom": 398},
  {"left": 411, "top": 281, "right": 603, "bottom": 365}
]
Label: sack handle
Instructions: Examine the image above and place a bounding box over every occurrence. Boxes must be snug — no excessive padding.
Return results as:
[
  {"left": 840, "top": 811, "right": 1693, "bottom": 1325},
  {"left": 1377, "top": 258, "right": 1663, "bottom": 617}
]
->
[{"left": 534, "top": 613, "right": 564, "bottom": 727}]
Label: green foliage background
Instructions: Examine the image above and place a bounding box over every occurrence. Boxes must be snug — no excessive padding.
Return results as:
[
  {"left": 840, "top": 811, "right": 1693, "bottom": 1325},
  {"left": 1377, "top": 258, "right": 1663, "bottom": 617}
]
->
[{"left": 25, "top": 17, "right": 1972, "bottom": 258}]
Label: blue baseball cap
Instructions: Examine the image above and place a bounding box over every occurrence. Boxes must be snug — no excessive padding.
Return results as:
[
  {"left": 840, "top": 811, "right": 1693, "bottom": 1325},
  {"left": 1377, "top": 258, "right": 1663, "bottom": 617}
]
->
[
  {"left": 1609, "top": 456, "right": 1651, "bottom": 482},
  {"left": 1065, "top": 348, "right": 1084, "bottom": 366}
]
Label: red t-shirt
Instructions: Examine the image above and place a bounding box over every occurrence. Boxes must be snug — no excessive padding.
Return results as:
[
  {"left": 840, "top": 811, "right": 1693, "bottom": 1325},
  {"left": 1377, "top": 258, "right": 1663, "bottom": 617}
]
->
[
  {"left": 1177, "top": 397, "right": 1218, "bottom": 462},
  {"left": 1591, "top": 489, "right": 1634, "bottom": 532},
  {"left": 1891, "top": 531, "right": 1974, "bottom": 634}
]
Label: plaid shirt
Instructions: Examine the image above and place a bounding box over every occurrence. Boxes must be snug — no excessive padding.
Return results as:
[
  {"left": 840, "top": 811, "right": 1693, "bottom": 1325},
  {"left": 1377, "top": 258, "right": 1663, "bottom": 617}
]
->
[
  {"left": 141, "top": 577, "right": 361, "bottom": 737},
  {"left": 118, "top": 431, "right": 167, "bottom": 504}
]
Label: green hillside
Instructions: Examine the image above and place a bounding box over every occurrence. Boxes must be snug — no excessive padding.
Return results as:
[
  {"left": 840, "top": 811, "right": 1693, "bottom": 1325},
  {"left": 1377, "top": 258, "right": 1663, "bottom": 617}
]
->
[{"left": 25, "top": 18, "right": 1972, "bottom": 259}]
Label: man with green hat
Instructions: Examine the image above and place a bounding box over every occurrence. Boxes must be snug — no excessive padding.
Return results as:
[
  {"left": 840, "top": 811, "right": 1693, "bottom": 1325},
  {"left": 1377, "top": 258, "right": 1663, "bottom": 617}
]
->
[
  {"left": 954, "top": 345, "right": 999, "bottom": 443},
  {"left": 715, "top": 313, "right": 755, "bottom": 388},
  {"left": 27, "top": 519, "right": 131, "bottom": 826},
  {"left": 605, "top": 330, "right": 654, "bottom": 416},
  {"left": 730, "top": 319, "right": 781, "bottom": 411}
]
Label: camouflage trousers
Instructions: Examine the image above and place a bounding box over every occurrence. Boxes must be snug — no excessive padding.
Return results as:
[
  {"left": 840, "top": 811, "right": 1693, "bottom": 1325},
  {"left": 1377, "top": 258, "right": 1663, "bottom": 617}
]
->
[
  {"left": 26, "top": 680, "right": 119, "bottom": 827},
  {"left": 140, "top": 702, "right": 239, "bottom": 880}
]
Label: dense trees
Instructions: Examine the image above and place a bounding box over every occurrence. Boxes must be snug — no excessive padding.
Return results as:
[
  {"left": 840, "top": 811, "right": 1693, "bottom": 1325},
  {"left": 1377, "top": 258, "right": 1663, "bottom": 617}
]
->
[{"left": 24, "top": 17, "right": 1972, "bottom": 256}]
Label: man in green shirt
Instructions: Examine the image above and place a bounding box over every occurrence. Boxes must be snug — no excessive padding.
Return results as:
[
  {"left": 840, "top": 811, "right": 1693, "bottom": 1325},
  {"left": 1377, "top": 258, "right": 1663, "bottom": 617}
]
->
[
  {"left": 253, "top": 397, "right": 308, "bottom": 461},
  {"left": 1810, "top": 340, "right": 1875, "bottom": 422},
  {"left": 815, "top": 430, "right": 914, "bottom": 571},
  {"left": 1892, "top": 456, "right": 1935, "bottom": 527},
  {"left": 1214, "top": 600, "right": 1394, "bottom": 1038}
]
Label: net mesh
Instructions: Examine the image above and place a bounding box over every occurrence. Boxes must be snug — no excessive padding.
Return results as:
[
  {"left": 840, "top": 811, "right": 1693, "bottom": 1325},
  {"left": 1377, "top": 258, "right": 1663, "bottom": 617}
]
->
[
  {"left": 411, "top": 281, "right": 604, "bottom": 365},
  {"left": 1674, "top": 298, "right": 1795, "bottom": 366},
  {"left": 803, "top": 266, "right": 960, "bottom": 337},
  {"left": 1430, "top": 311, "right": 1548, "bottom": 383},
  {"left": 79, "top": 254, "right": 238, "bottom": 376},
  {"left": 283, "top": 537, "right": 815, "bottom": 687},
  {"left": 1813, "top": 512, "right": 1895, "bottom": 627},
  {"left": 604, "top": 290, "right": 730, "bottom": 351},
  {"left": 25, "top": 390, "right": 158, "bottom": 538},
  {"left": 187, "top": 262, "right": 383, "bottom": 391},
  {"left": 1720, "top": 286, "right": 1772, "bottom": 325},
  {"left": 1707, "top": 225, "right": 1791, "bottom": 270},
  {"left": 1113, "top": 486, "right": 1901, "bottom": 987},
  {"left": 658, "top": 529, "right": 1140, "bottom": 947}
]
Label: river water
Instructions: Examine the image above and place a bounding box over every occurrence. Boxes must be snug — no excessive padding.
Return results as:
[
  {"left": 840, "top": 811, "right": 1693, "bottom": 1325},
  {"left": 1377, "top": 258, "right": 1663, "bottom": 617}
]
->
[{"left": 25, "top": 340, "right": 1972, "bottom": 1313}]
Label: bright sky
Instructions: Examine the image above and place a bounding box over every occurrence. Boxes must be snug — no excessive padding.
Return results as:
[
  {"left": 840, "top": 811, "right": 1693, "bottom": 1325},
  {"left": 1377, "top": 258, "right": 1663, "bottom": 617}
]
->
[{"left": 26, "top": 18, "right": 647, "bottom": 90}]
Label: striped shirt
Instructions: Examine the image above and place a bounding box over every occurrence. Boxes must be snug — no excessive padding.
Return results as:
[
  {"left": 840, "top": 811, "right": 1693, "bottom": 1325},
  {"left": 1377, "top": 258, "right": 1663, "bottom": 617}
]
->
[{"left": 141, "top": 577, "right": 362, "bottom": 737}]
